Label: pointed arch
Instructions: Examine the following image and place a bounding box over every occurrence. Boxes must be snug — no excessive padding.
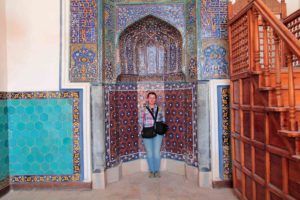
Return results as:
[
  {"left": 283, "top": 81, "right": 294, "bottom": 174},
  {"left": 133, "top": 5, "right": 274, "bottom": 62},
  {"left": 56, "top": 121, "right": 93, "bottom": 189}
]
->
[{"left": 117, "top": 15, "right": 184, "bottom": 82}]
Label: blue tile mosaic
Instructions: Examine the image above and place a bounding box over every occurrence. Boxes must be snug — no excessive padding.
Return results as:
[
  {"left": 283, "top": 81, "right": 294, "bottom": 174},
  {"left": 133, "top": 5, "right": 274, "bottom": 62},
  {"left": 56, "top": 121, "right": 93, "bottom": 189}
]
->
[
  {"left": 70, "top": 0, "right": 99, "bottom": 82},
  {"left": 116, "top": 4, "right": 185, "bottom": 34},
  {"left": 0, "top": 99, "right": 9, "bottom": 190},
  {"left": 0, "top": 91, "right": 82, "bottom": 183},
  {"left": 8, "top": 99, "right": 74, "bottom": 176},
  {"left": 201, "top": 0, "right": 228, "bottom": 39},
  {"left": 201, "top": 42, "right": 229, "bottom": 79},
  {"left": 70, "top": 0, "right": 97, "bottom": 43},
  {"left": 70, "top": 44, "right": 98, "bottom": 82}
]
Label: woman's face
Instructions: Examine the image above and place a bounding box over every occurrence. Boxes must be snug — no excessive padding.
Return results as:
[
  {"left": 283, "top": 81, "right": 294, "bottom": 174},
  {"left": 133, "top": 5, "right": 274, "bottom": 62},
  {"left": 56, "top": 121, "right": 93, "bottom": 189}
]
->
[{"left": 147, "top": 94, "right": 157, "bottom": 106}]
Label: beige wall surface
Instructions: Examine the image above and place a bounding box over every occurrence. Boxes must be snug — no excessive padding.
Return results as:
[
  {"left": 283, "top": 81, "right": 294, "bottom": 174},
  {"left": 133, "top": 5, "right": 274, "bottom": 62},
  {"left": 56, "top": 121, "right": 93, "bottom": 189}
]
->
[
  {"left": 6, "top": 0, "right": 60, "bottom": 91},
  {"left": 231, "top": 0, "right": 300, "bottom": 15},
  {"left": 2, "top": 0, "right": 300, "bottom": 92},
  {"left": 0, "top": 0, "right": 7, "bottom": 91},
  {"left": 286, "top": 0, "right": 300, "bottom": 15}
]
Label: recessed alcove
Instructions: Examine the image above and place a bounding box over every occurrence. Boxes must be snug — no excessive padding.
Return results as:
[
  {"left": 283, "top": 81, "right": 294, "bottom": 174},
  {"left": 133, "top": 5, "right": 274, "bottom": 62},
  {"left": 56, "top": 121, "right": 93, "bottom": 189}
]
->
[{"left": 117, "top": 15, "right": 185, "bottom": 82}]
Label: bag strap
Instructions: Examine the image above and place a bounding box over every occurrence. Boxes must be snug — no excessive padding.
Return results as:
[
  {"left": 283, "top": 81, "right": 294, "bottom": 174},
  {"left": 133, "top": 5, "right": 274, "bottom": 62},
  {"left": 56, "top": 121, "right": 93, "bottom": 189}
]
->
[{"left": 146, "top": 106, "right": 159, "bottom": 123}]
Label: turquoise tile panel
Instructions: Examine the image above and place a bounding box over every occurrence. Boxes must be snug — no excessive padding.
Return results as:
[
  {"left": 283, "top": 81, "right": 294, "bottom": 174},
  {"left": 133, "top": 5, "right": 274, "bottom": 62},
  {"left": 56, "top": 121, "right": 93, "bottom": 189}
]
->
[
  {"left": 8, "top": 99, "right": 74, "bottom": 176},
  {"left": 0, "top": 100, "right": 9, "bottom": 181}
]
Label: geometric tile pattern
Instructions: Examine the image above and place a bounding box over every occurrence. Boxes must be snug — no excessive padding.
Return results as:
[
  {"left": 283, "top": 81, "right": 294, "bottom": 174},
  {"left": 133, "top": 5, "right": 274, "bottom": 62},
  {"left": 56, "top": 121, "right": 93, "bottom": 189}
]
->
[
  {"left": 8, "top": 99, "right": 73, "bottom": 176},
  {"left": 201, "top": 40, "right": 229, "bottom": 79},
  {"left": 105, "top": 88, "right": 139, "bottom": 168},
  {"left": 0, "top": 91, "right": 81, "bottom": 183},
  {"left": 102, "top": 0, "right": 200, "bottom": 82},
  {"left": 70, "top": 0, "right": 99, "bottom": 82},
  {"left": 186, "top": 0, "right": 197, "bottom": 80},
  {"left": 104, "top": 83, "right": 198, "bottom": 168},
  {"left": 217, "top": 86, "right": 232, "bottom": 180},
  {"left": 201, "top": 0, "right": 228, "bottom": 39},
  {"left": 198, "top": 0, "right": 230, "bottom": 80},
  {"left": 163, "top": 85, "right": 198, "bottom": 166},
  {"left": 116, "top": 4, "right": 185, "bottom": 34},
  {"left": 118, "top": 15, "right": 183, "bottom": 81},
  {"left": 70, "top": 0, "right": 97, "bottom": 43},
  {"left": 70, "top": 44, "right": 98, "bottom": 82},
  {"left": 0, "top": 99, "right": 9, "bottom": 190},
  {"left": 103, "top": 3, "right": 115, "bottom": 82}
]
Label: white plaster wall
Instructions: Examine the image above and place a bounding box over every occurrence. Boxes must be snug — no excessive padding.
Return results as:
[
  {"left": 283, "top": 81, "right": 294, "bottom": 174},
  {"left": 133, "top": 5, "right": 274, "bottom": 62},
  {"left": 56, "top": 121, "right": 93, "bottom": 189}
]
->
[
  {"left": 0, "top": 0, "right": 7, "bottom": 91},
  {"left": 286, "top": 0, "right": 300, "bottom": 15},
  {"left": 231, "top": 0, "right": 300, "bottom": 16},
  {"left": 5, "top": 0, "right": 60, "bottom": 91}
]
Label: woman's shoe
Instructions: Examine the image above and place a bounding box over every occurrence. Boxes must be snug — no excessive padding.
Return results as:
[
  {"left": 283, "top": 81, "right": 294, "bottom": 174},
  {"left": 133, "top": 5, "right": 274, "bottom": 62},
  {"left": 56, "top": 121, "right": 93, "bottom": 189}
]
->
[
  {"left": 154, "top": 172, "right": 161, "bottom": 178},
  {"left": 149, "top": 172, "right": 155, "bottom": 178}
]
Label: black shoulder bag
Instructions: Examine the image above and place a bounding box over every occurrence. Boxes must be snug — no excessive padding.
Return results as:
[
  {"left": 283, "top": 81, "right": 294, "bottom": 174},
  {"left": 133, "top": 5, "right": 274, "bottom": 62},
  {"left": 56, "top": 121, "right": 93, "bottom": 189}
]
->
[
  {"left": 146, "top": 107, "right": 169, "bottom": 136},
  {"left": 141, "top": 106, "right": 158, "bottom": 138}
]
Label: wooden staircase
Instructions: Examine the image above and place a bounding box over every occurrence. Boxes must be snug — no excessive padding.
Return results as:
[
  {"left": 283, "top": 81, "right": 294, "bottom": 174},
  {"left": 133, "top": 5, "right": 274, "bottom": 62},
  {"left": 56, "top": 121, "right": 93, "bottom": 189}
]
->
[{"left": 228, "top": 0, "right": 300, "bottom": 199}]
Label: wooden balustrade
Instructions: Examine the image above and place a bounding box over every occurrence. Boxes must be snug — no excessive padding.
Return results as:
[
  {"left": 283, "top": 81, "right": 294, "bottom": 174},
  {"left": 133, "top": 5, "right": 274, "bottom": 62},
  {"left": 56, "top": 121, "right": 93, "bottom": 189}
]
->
[
  {"left": 262, "top": 20, "right": 271, "bottom": 87},
  {"left": 229, "top": 1, "right": 300, "bottom": 199},
  {"left": 253, "top": 9, "right": 261, "bottom": 71},
  {"left": 284, "top": 9, "right": 300, "bottom": 67},
  {"left": 286, "top": 51, "right": 297, "bottom": 131},
  {"left": 274, "top": 32, "right": 282, "bottom": 107}
]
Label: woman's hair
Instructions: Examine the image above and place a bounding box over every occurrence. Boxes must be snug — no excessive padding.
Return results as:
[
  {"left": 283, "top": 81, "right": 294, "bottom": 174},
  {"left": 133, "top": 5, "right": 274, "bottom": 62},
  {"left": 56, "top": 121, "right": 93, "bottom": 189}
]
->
[{"left": 147, "top": 92, "right": 157, "bottom": 99}]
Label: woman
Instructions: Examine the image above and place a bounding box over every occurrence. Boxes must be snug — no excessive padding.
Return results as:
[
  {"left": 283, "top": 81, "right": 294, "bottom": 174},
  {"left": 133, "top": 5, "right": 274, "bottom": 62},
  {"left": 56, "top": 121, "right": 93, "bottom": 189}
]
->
[{"left": 139, "top": 92, "right": 165, "bottom": 178}]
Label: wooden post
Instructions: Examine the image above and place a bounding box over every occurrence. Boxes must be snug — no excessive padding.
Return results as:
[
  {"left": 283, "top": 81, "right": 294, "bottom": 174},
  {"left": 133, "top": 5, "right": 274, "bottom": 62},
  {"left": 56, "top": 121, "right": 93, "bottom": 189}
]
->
[
  {"left": 228, "top": 0, "right": 233, "bottom": 20},
  {"left": 274, "top": 32, "right": 282, "bottom": 107},
  {"left": 281, "top": 0, "right": 287, "bottom": 19},
  {"left": 286, "top": 51, "right": 296, "bottom": 131},
  {"left": 253, "top": 8, "right": 260, "bottom": 72},
  {"left": 262, "top": 19, "right": 270, "bottom": 87},
  {"left": 296, "top": 138, "right": 300, "bottom": 155}
]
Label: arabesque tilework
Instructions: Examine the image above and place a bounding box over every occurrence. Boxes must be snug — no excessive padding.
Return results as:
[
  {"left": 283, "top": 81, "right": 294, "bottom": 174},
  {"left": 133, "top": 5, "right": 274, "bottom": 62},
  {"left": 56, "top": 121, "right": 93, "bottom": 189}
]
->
[
  {"left": 0, "top": 91, "right": 81, "bottom": 183},
  {"left": 116, "top": 4, "right": 185, "bottom": 34},
  {"left": 199, "top": 0, "right": 229, "bottom": 79},
  {"left": 201, "top": 0, "right": 228, "bottom": 39},
  {"left": 217, "top": 86, "right": 232, "bottom": 180},
  {"left": 70, "top": 44, "right": 98, "bottom": 82},
  {"left": 221, "top": 87, "right": 232, "bottom": 180},
  {"left": 201, "top": 40, "right": 229, "bottom": 79},
  {"left": 69, "top": 0, "right": 230, "bottom": 81},
  {"left": 70, "top": 0, "right": 99, "bottom": 82},
  {"left": 71, "top": 0, "right": 97, "bottom": 43},
  {"left": 0, "top": 99, "right": 9, "bottom": 190}
]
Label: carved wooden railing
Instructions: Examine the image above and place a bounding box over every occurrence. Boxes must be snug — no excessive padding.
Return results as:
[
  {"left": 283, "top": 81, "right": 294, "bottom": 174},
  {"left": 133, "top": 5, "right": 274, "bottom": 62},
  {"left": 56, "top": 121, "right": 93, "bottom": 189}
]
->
[
  {"left": 284, "top": 9, "right": 300, "bottom": 67},
  {"left": 228, "top": 0, "right": 300, "bottom": 157}
]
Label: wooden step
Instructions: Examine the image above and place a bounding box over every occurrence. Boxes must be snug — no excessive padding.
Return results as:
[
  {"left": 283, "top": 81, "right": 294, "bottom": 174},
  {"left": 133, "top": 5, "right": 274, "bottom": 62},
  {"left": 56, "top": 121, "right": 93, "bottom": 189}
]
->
[
  {"left": 265, "top": 106, "right": 289, "bottom": 112},
  {"left": 259, "top": 87, "right": 275, "bottom": 91},
  {"left": 250, "top": 71, "right": 263, "bottom": 75},
  {"left": 278, "top": 130, "right": 300, "bottom": 138}
]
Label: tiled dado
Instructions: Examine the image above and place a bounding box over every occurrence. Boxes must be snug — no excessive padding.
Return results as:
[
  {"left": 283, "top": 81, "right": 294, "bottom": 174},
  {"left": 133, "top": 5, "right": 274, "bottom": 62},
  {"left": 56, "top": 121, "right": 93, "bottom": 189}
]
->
[
  {"left": 0, "top": 91, "right": 82, "bottom": 183},
  {"left": 104, "top": 83, "right": 198, "bottom": 168},
  {"left": 0, "top": 99, "right": 9, "bottom": 190}
]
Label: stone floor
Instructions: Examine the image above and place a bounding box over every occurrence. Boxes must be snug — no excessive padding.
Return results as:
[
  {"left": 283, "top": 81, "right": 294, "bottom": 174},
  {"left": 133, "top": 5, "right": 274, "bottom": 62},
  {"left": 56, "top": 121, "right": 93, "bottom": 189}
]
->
[{"left": 1, "top": 172, "right": 238, "bottom": 200}]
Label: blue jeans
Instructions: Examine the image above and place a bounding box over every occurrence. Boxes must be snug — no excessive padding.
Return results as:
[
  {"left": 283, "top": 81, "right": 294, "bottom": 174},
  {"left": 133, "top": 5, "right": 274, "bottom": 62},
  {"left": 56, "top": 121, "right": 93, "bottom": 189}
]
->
[{"left": 143, "top": 134, "right": 163, "bottom": 173}]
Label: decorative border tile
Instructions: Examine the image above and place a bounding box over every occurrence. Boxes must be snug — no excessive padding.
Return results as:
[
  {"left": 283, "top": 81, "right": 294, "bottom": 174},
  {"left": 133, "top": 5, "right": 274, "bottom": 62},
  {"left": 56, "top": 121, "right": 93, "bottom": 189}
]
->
[
  {"left": 217, "top": 86, "right": 232, "bottom": 180},
  {"left": 0, "top": 91, "right": 81, "bottom": 183},
  {"left": 0, "top": 177, "right": 9, "bottom": 191}
]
